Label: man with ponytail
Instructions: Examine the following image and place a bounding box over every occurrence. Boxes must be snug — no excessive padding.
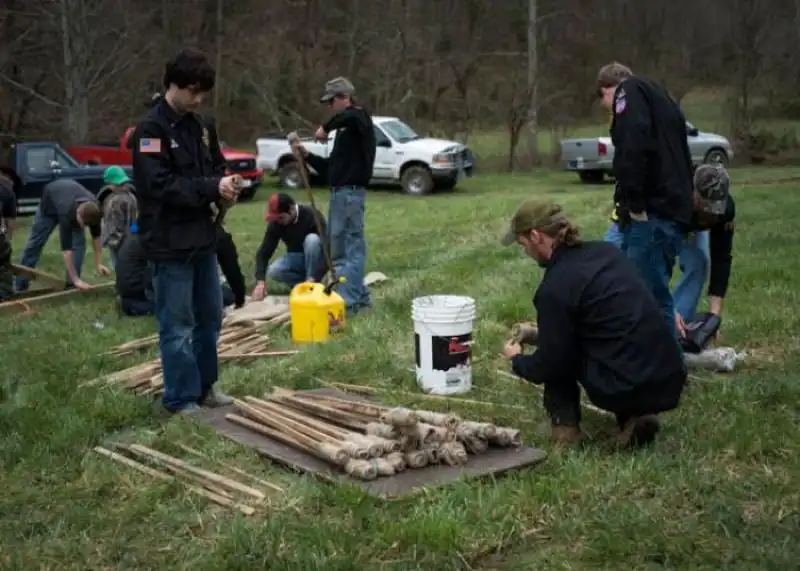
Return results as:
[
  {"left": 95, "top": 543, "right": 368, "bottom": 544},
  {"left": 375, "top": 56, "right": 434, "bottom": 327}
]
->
[{"left": 500, "top": 200, "right": 687, "bottom": 448}]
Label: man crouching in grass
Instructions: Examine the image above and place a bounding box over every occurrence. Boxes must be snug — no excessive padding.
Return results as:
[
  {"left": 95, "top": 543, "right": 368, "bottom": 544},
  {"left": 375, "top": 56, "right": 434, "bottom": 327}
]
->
[{"left": 500, "top": 200, "right": 687, "bottom": 448}]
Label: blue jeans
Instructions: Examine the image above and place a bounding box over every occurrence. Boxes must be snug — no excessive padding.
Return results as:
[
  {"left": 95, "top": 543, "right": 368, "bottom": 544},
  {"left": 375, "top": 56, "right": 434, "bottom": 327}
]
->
[
  {"left": 14, "top": 207, "right": 86, "bottom": 292},
  {"left": 328, "top": 186, "right": 370, "bottom": 311},
  {"left": 267, "top": 234, "right": 325, "bottom": 287},
  {"left": 620, "top": 218, "right": 685, "bottom": 340},
  {"left": 607, "top": 223, "right": 710, "bottom": 321},
  {"left": 152, "top": 253, "right": 223, "bottom": 413},
  {"left": 673, "top": 231, "right": 709, "bottom": 320}
]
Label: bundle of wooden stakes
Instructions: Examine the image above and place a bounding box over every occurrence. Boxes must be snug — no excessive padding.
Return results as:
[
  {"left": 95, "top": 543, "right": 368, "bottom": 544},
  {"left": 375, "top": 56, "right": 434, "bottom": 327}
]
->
[
  {"left": 226, "top": 388, "right": 523, "bottom": 482},
  {"left": 93, "top": 442, "right": 283, "bottom": 515},
  {"left": 86, "top": 322, "right": 298, "bottom": 397}
]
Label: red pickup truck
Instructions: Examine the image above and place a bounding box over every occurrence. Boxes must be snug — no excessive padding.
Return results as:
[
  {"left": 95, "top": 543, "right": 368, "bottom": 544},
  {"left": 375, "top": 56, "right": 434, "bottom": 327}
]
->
[{"left": 67, "top": 127, "right": 264, "bottom": 200}]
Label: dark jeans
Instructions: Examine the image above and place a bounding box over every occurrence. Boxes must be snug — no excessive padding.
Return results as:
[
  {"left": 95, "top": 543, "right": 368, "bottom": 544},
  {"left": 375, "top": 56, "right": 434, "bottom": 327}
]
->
[
  {"left": 14, "top": 207, "right": 86, "bottom": 292},
  {"left": 329, "top": 186, "right": 370, "bottom": 312},
  {"left": 152, "top": 253, "right": 223, "bottom": 413},
  {"left": 267, "top": 233, "right": 326, "bottom": 288},
  {"left": 543, "top": 374, "right": 686, "bottom": 428},
  {"left": 620, "top": 217, "right": 684, "bottom": 340}
]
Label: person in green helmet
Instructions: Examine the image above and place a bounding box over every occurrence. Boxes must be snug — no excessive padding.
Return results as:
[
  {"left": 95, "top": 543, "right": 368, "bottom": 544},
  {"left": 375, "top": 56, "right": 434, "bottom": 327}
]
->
[{"left": 99, "top": 165, "right": 138, "bottom": 268}]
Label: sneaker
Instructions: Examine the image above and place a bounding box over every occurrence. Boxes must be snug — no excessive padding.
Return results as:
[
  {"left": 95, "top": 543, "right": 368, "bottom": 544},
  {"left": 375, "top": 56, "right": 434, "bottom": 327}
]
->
[
  {"left": 551, "top": 425, "right": 582, "bottom": 447},
  {"left": 616, "top": 415, "right": 661, "bottom": 448},
  {"left": 202, "top": 389, "right": 233, "bottom": 408},
  {"left": 177, "top": 403, "right": 201, "bottom": 415}
]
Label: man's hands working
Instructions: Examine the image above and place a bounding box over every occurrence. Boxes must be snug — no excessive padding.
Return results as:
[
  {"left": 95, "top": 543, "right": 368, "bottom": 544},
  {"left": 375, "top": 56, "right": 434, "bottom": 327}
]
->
[
  {"left": 251, "top": 280, "right": 267, "bottom": 302},
  {"left": 502, "top": 341, "right": 523, "bottom": 359}
]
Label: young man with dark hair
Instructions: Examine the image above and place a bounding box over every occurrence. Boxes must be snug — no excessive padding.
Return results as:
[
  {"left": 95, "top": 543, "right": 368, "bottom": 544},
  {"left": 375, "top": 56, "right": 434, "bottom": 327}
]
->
[
  {"left": 14, "top": 179, "right": 111, "bottom": 292},
  {"left": 290, "top": 77, "right": 376, "bottom": 314},
  {"left": 500, "top": 200, "right": 687, "bottom": 448},
  {"left": 596, "top": 61, "right": 694, "bottom": 340},
  {"left": 0, "top": 169, "right": 17, "bottom": 301},
  {"left": 251, "top": 192, "right": 327, "bottom": 300},
  {"left": 133, "top": 48, "right": 242, "bottom": 414}
]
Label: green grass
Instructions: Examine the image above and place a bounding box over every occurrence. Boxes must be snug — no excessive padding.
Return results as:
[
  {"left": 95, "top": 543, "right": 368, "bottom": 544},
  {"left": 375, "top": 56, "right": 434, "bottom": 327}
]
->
[{"left": 3, "top": 168, "right": 800, "bottom": 569}]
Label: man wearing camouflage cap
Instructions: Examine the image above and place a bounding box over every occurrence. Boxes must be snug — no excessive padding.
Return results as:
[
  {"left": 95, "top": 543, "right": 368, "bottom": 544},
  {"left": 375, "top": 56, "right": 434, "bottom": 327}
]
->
[
  {"left": 500, "top": 199, "right": 687, "bottom": 448},
  {"left": 291, "top": 77, "right": 376, "bottom": 314},
  {"left": 673, "top": 164, "right": 736, "bottom": 337}
]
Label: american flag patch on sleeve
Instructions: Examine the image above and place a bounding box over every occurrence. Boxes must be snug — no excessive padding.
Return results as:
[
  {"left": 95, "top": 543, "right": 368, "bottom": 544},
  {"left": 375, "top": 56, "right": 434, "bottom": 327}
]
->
[{"left": 139, "top": 138, "right": 161, "bottom": 153}]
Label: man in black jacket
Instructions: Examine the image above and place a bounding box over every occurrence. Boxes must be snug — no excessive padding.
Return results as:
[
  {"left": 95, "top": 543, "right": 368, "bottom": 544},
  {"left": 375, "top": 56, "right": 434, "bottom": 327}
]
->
[
  {"left": 597, "top": 62, "right": 694, "bottom": 340},
  {"left": 500, "top": 200, "right": 687, "bottom": 448},
  {"left": 290, "top": 77, "right": 376, "bottom": 314},
  {"left": 132, "top": 48, "right": 241, "bottom": 414},
  {"left": 251, "top": 192, "right": 327, "bottom": 300}
]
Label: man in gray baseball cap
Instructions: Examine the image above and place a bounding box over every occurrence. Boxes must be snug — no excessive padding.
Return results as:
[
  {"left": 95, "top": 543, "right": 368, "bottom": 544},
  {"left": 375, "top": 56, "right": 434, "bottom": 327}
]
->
[
  {"left": 290, "top": 76, "right": 376, "bottom": 314},
  {"left": 319, "top": 76, "right": 355, "bottom": 103},
  {"left": 672, "top": 163, "right": 736, "bottom": 339}
]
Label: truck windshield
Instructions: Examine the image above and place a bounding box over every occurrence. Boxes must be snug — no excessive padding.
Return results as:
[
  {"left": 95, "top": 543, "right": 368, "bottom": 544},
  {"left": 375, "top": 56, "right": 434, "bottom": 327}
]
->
[{"left": 380, "top": 120, "right": 421, "bottom": 143}]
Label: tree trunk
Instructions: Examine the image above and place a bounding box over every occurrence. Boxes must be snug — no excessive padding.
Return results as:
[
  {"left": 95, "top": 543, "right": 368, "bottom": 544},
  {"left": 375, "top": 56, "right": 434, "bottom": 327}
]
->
[
  {"left": 214, "top": 0, "right": 224, "bottom": 127},
  {"left": 525, "top": 0, "right": 539, "bottom": 167},
  {"left": 60, "top": 0, "right": 89, "bottom": 144}
]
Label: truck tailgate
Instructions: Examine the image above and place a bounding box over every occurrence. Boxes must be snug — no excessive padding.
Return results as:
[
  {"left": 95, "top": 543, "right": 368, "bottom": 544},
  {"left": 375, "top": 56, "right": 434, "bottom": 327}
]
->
[{"left": 559, "top": 137, "right": 613, "bottom": 170}]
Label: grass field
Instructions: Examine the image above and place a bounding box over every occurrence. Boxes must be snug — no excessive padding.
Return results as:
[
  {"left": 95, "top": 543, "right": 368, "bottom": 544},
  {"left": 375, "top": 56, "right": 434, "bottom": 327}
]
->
[{"left": 2, "top": 168, "right": 800, "bottom": 570}]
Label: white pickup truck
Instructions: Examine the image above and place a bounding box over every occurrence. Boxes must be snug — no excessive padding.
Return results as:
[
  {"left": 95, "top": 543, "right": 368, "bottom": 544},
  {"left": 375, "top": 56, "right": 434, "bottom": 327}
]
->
[{"left": 256, "top": 116, "right": 475, "bottom": 196}]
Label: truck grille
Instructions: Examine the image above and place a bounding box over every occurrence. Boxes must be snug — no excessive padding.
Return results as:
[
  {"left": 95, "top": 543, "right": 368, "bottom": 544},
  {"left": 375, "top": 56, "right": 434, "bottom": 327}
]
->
[{"left": 227, "top": 158, "right": 256, "bottom": 172}]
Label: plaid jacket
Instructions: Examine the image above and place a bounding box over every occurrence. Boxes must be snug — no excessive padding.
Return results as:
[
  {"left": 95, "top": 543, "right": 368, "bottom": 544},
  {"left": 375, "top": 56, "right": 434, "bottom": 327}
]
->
[{"left": 101, "top": 184, "right": 138, "bottom": 250}]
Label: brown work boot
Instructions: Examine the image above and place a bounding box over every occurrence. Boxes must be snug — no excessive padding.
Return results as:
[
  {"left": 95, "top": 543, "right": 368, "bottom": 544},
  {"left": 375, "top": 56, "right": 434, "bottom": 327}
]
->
[
  {"left": 551, "top": 425, "right": 582, "bottom": 447},
  {"left": 616, "top": 415, "right": 661, "bottom": 448}
]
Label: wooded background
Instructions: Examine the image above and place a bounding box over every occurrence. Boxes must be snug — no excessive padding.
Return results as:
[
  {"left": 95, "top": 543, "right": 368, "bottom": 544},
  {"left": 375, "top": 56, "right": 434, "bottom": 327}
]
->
[{"left": 2, "top": 0, "right": 799, "bottom": 169}]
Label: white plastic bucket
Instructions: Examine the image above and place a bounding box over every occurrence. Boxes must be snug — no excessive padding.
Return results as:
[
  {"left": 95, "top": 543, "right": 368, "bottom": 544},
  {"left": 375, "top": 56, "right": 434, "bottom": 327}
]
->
[{"left": 411, "top": 295, "right": 477, "bottom": 395}]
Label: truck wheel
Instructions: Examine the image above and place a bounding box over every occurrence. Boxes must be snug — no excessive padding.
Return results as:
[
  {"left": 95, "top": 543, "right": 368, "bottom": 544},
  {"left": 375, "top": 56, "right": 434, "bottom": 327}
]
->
[
  {"left": 704, "top": 148, "right": 728, "bottom": 166},
  {"left": 401, "top": 165, "right": 434, "bottom": 196},
  {"left": 278, "top": 162, "right": 303, "bottom": 189},
  {"left": 579, "top": 170, "right": 605, "bottom": 184}
]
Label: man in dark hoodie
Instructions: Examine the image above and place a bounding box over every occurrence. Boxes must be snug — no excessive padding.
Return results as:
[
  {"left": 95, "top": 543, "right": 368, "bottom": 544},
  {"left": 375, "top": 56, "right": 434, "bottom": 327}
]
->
[
  {"left": 500, "top": 200, "right": 687, "bottom": 448},
  {"left": 290, "top": 77, "right": 376, "bottom": 314},
  {"left": 596, "top": 62, "right": 694, "bottom": 341}
]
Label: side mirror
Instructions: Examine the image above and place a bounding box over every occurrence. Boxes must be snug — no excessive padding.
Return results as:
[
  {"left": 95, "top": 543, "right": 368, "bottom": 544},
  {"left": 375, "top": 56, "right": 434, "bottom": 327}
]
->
[
  {"left": 377, "top": 139, "right": 391, "bottom": 148},
  {"left": 687, "top": 127, "right": 699, "bottom": 137}
]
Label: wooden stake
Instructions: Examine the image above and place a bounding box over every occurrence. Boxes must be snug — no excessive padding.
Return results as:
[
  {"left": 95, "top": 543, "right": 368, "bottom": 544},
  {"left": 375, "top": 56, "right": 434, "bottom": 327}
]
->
[
  {"left": 93, "top": 447, "right": 255, "bottom": 515},
  {"left": 127, "top": 444, "right": 266, "bottom": 500},
  {"left": 494, "top": 369, "right": 613, "bottom": 417},
  {"left": 175, "top": 443, "right": 285, "bottom": 493}
]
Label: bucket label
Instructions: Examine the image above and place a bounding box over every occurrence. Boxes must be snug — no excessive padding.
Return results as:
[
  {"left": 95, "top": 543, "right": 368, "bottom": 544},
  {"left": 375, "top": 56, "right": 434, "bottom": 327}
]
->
[{"left": 431, "top": 333, "right": 472, "bottom": 374}]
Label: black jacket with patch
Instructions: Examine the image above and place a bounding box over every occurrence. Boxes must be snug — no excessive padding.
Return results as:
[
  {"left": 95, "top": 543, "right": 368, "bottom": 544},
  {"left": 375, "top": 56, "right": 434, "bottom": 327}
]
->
[
  {"left": 132, "top": 99, "right": 227, "bottom": 262},
  {"left": 510, "top": 241, "right": 686, "bottom": 410},
  {"left": 610, "top": 77, "right": 694, "bottom": 227}
]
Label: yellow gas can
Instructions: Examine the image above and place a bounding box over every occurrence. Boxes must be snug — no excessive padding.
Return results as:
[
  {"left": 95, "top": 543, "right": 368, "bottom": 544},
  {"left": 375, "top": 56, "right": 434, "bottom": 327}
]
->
[{"left": 289, "top": 282, "right": 346, "bottom": 344}]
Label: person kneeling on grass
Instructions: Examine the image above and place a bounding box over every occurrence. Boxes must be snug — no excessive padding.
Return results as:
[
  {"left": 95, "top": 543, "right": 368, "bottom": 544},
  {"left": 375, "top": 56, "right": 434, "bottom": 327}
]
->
[
  {"left": 674, "top": 164, "right": 735, "bottom": 338},
  {"left": 251, "top": 192, "right": 327, "bottom": 301},
  {"left": 115, "top": 225, "right": 242, "bottom": 317},
  {"left": 499, "top": 199, "right": 687, "bottom": 448}
]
